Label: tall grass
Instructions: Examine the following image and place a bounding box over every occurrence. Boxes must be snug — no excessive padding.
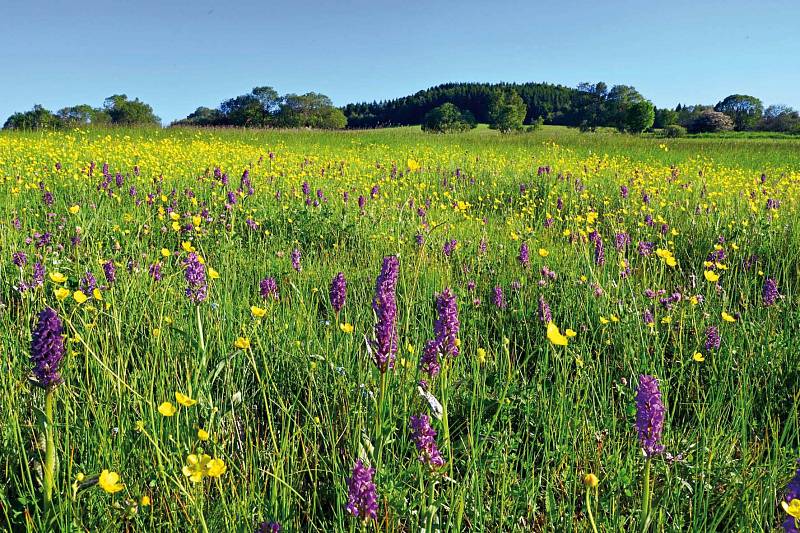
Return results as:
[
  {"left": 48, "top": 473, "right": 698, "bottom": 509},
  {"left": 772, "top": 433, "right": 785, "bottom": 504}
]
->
[{"left": 0, "top": 126, "right": 798, "bottom": 531}]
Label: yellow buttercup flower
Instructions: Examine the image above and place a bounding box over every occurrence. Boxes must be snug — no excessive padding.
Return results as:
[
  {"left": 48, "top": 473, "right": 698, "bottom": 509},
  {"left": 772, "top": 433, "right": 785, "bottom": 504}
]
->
[
  {"left": 160, "top": 248, "right": 171, "bottom": 257},
  {"left": 339, "top": 323, "right": 354, "bottom": 334},
  {"left": 157, "top": 401, "right": 177, "bottom": 417},
  {"left": 546, "top": 322, "right": 568, "bottom": 346},
  {"left": 234, "top": 337, "right": 250, "bottom": 349},
  {"left": 208, "top": 267, "right": 220, "bottom": 279},
  {"left": 98, "top": 470, "right": 124, "bottom": 494},
  {"left": 182, "top": 454, "right": 211, "bottom": 483},
  {"left": 205, "top": 458, "right": 226, "bottom": 477},
  {"left": 722, "top": 311, "right": 736, "bottom": 322},
  {"left": 583, "top": 473, "right": 599, "bottom": 488},
  {"left": 68, "top": 205, "right": 80, "bottom": 214},
  {"left": 175, "top": 392, "right": 197, "bottom": 407},
  {"left": 693, "top": 352, "right": 705, "bottom": 362},
  {"left": 73, "top": 290, "right": 88, "bottom": 304},
  {"left": 197, "top": 428, "right": 210, "bottom": 441},
  {"left": 565, "top": 328, "right": 577, "bottom": 338},
  {"left": 140, "top": 495, "right": 151, "bottom": 506},
  {"left": 93, "top": 288, "right": 103, "bottom": 300},
  {"left": 477, "top": 347, "right": 487, "bottom": 364},
  {"left": 251, "top": 305, "right": 267, "bottom": 318},
  {"left": 783, "top": 499, "right": 800, "bottom": 519},
  {"left": 54, "top": 287, "right": 70, "bottom": 301},
  {"left": 49, "top": 272, "right": 67, "bottom": 283},
  {"left": 538, "top": 248, "right": 549, "bottom": 257},
  {"left": 704, "top": 270, "right": 719, "bottom": 283}
]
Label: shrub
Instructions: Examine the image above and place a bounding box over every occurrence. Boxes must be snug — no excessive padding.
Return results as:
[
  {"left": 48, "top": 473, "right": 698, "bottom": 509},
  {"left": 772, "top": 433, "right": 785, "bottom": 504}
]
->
[
  {"left": 421, "top": 103, "right": 476, "bottom": 133},
  {"left": 689, "top": 110, "right": 734, "bottom": 133},
  {"left": 662, "top": 124, "right": 686, "bottom": 138}
]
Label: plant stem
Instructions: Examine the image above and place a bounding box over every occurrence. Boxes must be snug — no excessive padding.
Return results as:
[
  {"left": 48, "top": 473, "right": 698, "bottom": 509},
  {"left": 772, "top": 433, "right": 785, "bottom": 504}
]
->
[
  {"left": 641, "top": 457, "right": 652, "bottom": 532},
  {"left": 586, "top": 487, "right": 599, "bottom": 533},
  {"left": 43, "top": 388, "right": 56, "bottom": 516}
]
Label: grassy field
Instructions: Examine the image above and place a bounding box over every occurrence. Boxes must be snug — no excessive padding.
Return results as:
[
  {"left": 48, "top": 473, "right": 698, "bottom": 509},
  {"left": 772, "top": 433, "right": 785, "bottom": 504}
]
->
[{"left": 1, "top": 126, "right": 799, "bottom": 531}]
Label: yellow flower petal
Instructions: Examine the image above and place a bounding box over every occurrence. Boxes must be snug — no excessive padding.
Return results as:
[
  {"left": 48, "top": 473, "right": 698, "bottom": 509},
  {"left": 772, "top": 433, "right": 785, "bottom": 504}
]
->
[
  {"left": 175, "top": 392, "right": 197, "bottom": 407},
  {"left": 98, "top": 470, "right": 124, "bottom": 494},
  {"left": 546, "top": 322, "right": 568, "bottom": 346},
  {"left": 157, "top": 401, "right": 177, "bottom": 417}
]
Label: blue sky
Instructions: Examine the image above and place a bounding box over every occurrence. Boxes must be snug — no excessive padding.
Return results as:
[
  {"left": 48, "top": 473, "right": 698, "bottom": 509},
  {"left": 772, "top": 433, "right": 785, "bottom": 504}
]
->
[{"left": 2, "top": 0, "right": 798, "bottom": 123}]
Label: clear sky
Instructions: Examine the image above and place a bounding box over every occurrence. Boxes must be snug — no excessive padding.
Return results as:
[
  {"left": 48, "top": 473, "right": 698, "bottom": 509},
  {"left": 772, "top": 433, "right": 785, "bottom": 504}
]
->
[{"left": 2, "top": 0, "right": 798, "bottom": 124}]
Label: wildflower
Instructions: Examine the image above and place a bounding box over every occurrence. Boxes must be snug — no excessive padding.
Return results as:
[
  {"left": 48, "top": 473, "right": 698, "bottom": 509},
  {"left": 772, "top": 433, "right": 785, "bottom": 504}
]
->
[
  {"left": 73, "top": 290, "right": 88, "bottom": 304},
  {"left": 594, "top": 238, "right": 605, "bottom": 266},
  {"left": 54, "top": 287, "right": 70, "bottom": 301},
  {"left": 140, "top": 495, "right": 151, "bottom": 506},
  {"left": 443, "top": 239, "right": 457, "bottom": 257},
  {"left": 68, "top": 205, "right": 80, "bottom": 214},
  {"left": 251, "top": 305, "right": 267, "bottom": 318},
  {"left": 434, "top": 288, "right": 460, "bottom": 357},
  {"left": 419, "top": 339, "right": 441, "bottom": 377},
  {"left": 371, "top": 256, "right": 399, "bottom": 372},
  {"left": 409, "top": 414, "right": 445, "bottom": 467},
  {"left": 538, "top": 248, "right": 549, "bottom": 257},
  {"left": 206, "top": 458, "right": 227, "bottom": 477},
  {"left": 157, "top": 402, "right": 177, "bottom": 417},
  {"left": 538, "top": 295, "right": 552, "bottom": 324},
  {"left": 49, "top": 272, "right": 67, "bottom": 283},
  {"left": 30, "top": 307, "right": 65, "bottom": 389},
  {"left": 345, "top": 460, "right": 378, "bottom": 520},
  {"left": 197, "top": 428, "right": 209, "bottom": 441},
  {"left": 260, "top": 277, "right": 279, "bottom": 300},
  {"left": 477, "top": 347, "right": 487, "bottom": 364},
  {"left": 705, "top": 326, "right": 721, "bottom": 351},
  {"left": 330, "top": 272, "right": 347, "bottom": 313},
  {"left": 339, "top": 323, "right": 354, "bottom": 334},
  {"left": 492, "top": 286, "right": 507, "bottom": 309},
  {"left": 721, "top": 311, "right": 736, "bottom": 322},
  {"left": 103, "top": 260, "right": 116, "bottom": 285},
  {"left": 98, "top": 470, "right": 124, "bottom": 494},
  {"left": 291, "top": 248, "right": 302, "bottom": 272},
  {"left": 175, "top": 392, "right": 197, "bottom": 407},
  {"left": 693, "top": 352, "right": 705, "bottom": 362},
  {"left": 635, "top": 375, "right": 665, "bottom": 457},
  {"left": 183, "top": 252, "right": 208, "bottom": 303},
  {"left": 518, "top": 242, "right": 530, "bottom": 268},
  {"left": 584, "top": 473, "right": 599, "bottom": 488},
  {"left": 703, "top": 270, "right": 719, "bottom": 283},
  {"left": 235, "top": 337, "right": 251, "bottom": 350},
  {"left": 781, "top": 462, "right": 800, "bottom": 531},
  {"left": 763, "top": 277, "right": 780, "bottom": 307},
  {"left": 257, "top": 522, "right": 282, "bottom": 533},
  {"left": 183, "top": 454, "right": 211, "bottom": 482},
  {"left": 546, "top": 322, "right": 568, "bottom": 346}
]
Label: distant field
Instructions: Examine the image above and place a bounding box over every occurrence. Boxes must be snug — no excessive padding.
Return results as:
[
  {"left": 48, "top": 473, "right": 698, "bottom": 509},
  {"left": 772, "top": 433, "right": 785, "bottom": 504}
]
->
[{"left": 0, "top": 127, "right": 798, "bottom": 531}]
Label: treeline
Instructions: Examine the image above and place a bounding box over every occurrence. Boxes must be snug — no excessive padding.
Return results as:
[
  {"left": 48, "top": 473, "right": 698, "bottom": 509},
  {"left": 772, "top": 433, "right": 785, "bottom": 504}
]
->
[
  {"left": 344, "top": 82, "right": 800, "bottom": 134},
  {"left": 173, "top": 87, "right": 347, "bottom": 129},
  {"left": 2, "top": 95, "right": 159, "bottom": 130},
  {"left": 656, "top": 97, "right": 800, "bottom": 134},
  {"left": 343, "top": 82, "right": 582, "bottom": 128},
  {"left": 4, "top": 82, "right": 799, "bottom": 134}
]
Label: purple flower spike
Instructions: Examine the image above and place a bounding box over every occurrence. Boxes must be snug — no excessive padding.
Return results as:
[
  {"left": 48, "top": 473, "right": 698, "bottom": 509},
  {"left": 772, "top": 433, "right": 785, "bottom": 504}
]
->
[
  {"left": 409, "top": 414, "right": 445, "bottom": 468},
  {"left": 371, "top": 256, "right": 399, "bottom": 372},
  {"left": 30, "top": 307, "right": 65, "bottom": 389},
  {"left": 260, "top": 277, "right": 279, "bottom": 301},
  {"left": 434, "top": 288, "right": 459, "bottom": 358},
  {"left": 330, "top": 272, "right": 347, "bottom": 313},
  {"left": 183, "top": 252, "right": 207, "bottom": 303},
  {"left": 346, "top": 460, "right": 378, "bottom": 520},
  {"left": 635, "top": 375, "right": 666, "bottom": 457}
]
